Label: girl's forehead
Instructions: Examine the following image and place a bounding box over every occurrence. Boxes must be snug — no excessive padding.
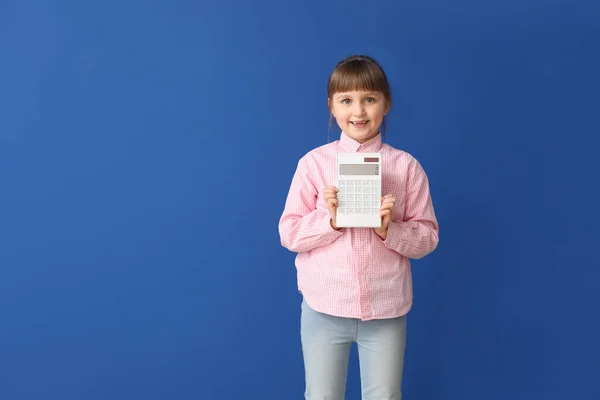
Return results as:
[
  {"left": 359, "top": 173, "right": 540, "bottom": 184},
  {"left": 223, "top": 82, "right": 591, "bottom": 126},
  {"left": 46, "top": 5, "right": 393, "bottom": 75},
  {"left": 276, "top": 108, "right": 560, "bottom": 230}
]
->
[{"left": 333, "top": 90, "right": 380, "bottom": 97}]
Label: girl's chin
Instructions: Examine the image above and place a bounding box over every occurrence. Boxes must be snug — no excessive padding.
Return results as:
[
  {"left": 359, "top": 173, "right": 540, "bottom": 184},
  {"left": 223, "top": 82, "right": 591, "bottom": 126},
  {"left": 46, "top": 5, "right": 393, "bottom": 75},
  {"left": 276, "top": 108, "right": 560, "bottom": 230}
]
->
[{"left": 346, "top": 128, "right": 378, "bottom": 143}]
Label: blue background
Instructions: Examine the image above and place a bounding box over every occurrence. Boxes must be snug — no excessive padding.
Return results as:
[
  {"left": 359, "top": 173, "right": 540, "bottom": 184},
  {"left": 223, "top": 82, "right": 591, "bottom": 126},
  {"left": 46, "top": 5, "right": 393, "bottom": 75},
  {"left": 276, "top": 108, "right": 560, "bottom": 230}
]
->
[{"left": 1, "top": 0, "right": 599, "bottom": 399}]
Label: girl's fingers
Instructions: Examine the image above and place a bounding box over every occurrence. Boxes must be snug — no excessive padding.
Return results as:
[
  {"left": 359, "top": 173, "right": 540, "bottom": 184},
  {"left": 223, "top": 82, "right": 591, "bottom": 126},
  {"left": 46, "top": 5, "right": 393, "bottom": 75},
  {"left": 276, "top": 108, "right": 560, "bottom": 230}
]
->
[
  {"left": 381, "top": 195, "right": 395, "bottom": 210},
  {"left": 381, "top": 201, "right": 394, "bottom": 208}
]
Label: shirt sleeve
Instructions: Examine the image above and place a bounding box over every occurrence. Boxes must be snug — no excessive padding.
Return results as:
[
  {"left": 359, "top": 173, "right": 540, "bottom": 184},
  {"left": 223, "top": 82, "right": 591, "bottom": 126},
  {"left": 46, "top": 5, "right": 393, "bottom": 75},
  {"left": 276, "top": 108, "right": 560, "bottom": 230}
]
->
[
  {"left": 381, "top": 157, "right": 439, "bottom": 259},
  {"left": 278, "top": 155, "right": 343, "bottom": 253}
]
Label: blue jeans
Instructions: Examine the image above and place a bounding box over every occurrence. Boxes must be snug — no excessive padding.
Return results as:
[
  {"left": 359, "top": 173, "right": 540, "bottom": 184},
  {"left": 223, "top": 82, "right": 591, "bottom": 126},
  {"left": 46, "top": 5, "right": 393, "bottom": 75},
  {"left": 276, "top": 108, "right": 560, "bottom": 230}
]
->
[{"left": 300, "top": 299, "right": 407, "bottom": 400}]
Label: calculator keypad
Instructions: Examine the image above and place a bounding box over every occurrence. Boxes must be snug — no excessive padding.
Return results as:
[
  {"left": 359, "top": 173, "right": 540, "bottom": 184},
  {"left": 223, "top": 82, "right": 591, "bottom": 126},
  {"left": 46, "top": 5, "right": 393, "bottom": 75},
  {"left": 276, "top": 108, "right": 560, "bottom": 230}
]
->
[{"left": 338, "top": 180, "right": 381, "bottom": 216}]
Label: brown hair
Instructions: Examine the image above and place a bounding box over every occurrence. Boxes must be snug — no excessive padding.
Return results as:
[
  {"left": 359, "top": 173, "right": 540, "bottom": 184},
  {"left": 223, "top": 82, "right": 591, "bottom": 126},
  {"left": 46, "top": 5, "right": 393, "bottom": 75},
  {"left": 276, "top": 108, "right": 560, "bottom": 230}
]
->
[{"left": 327, "top": 55, "right": 392, "bottom": 138}]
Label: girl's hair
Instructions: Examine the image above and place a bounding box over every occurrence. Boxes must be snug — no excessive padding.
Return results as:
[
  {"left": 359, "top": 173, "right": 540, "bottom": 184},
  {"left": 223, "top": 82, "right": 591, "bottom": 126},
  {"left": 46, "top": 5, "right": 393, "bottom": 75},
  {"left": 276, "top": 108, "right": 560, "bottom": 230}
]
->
[{"left": 327, "top": 55, "right": 392, "bottom": 140}]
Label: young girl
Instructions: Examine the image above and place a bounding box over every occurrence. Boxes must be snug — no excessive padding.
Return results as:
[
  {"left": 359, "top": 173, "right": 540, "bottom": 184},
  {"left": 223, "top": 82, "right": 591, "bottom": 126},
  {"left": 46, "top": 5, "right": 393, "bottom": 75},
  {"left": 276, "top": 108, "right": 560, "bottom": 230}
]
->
[{"left": 278, "top": 54, "right": 439, "bottom": 400}]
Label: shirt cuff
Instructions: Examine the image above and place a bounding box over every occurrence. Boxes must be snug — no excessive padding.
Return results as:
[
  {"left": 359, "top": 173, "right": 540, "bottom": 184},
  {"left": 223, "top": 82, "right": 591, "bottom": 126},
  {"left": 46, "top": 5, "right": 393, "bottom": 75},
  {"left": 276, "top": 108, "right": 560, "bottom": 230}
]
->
[
  {"left": 381, "top": 220, "right": 401, "bottom": 249},
  {"left": 322, "top": 213, "right": 343, "bottom": 234}
]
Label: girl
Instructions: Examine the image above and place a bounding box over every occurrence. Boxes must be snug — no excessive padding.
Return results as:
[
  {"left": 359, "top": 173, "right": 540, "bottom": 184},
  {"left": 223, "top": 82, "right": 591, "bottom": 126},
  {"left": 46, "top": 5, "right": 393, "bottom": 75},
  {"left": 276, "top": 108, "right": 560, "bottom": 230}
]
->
[{"left": 278, "top": 54, "right": 439, "bottom": 400}]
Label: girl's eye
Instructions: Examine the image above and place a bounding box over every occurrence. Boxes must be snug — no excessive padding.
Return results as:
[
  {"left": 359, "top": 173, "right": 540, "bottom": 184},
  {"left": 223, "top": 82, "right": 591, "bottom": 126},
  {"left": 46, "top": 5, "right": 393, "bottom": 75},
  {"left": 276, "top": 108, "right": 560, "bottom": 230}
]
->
[
  {"left": 342, "top": 99, "right": 351, "bottom": 105},
  {"left": 365, "top": 97, "right": 375, "bottom": 103}
]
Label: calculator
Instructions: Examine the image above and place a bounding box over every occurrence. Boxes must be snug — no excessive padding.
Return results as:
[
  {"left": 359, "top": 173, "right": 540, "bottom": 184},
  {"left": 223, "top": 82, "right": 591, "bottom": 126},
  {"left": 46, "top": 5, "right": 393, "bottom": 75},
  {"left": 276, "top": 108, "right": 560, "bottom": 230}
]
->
[{"left": 335, "top": 153, "right": 382, "bottom": 228}]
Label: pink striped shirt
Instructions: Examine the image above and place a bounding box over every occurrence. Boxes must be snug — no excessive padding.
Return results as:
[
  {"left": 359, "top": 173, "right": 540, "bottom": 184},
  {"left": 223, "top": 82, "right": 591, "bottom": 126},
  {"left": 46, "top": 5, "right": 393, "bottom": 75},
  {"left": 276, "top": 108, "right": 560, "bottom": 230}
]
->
[{"left": 278, "top": 132, "right": 439, "bottom": 320}]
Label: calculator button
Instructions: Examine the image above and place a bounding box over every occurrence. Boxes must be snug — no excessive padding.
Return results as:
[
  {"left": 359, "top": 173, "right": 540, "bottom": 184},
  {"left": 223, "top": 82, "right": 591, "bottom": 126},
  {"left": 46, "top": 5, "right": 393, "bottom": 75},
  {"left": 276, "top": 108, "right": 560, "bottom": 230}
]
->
[
  {"left": 346, "top": 180, "right": 354, "bottom": 186},
  {"left": 364, "top": 187, "right": 371, "bottom": 194},
  {"left": 339, "top": 181, "right": 346, "bottom": 187},
  {"left": 338, "top": 187, "right": 346, "bottom": 194},
  {"left": 356, "top": 181, "right": 363, "bottom": 186},
  {"left": 356, "top": 201, "right": 363, "bottom": 208},
  {"left": 373, "top": 201, "right": 380, "bottom": 207},
  {"left": 348, "top": 202, "right": 355, "bottom": 208},
  {"left": 339, "top": 194, "right": 346, "bottom": 201},
  {"left": 348, "top": 194, "right": 355, "bottom": 201},
  {"left": 357, "top": 187, "right": 364, "bottom": 193},
  {"left": 372, "top": 195, "right": 379, "bottom": 201},
  {"left": 364, "top": 181, "right": 371, "bottom": 186},
  {"left": 347, "top": 187, "right": 355, "bottom": 194},
  {"left": 355, "top": 194, "right": 362, "bottom": 201},
  {"left": 356, "top": 209, "right": 363, "bottom": 214}
]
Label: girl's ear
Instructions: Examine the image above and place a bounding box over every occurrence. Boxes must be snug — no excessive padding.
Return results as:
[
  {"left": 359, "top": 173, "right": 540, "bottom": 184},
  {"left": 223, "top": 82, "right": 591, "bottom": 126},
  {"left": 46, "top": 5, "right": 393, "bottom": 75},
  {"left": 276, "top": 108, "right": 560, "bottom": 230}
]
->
[{"left": 328, "top": 97, "right": 336, "bottom": 118}]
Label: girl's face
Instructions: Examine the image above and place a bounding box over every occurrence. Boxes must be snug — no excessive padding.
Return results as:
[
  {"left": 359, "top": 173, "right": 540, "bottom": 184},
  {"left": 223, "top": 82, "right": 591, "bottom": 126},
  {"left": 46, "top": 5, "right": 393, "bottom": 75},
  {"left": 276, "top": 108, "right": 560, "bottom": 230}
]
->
[{"left": 329, "top": 90, "right": 388, "bottom": 143}]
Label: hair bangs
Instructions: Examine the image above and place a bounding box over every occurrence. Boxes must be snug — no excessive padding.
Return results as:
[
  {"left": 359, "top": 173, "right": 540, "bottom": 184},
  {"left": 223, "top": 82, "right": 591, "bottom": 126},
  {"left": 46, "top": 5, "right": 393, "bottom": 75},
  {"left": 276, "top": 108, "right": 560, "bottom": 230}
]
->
[{"left": 328, "top": 58, "right": 388, "bottom": 98}]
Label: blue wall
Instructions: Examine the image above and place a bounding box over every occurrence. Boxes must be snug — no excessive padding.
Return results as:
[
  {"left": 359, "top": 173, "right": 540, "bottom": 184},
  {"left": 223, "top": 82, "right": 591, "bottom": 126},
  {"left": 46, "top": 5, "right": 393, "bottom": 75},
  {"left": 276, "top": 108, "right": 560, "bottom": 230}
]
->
[{"left": 1, "top": 1, "right": 599, "bottom": 399}]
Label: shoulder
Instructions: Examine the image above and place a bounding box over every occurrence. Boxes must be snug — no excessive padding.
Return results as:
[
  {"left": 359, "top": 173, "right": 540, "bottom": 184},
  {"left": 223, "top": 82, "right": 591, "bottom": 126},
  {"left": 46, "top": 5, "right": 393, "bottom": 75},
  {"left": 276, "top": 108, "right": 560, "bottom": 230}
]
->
[
  {"left": 381, "top": 143, "right": 430, "bottom": 179},
  {"left": 381, "top": 143, "right": 419, "bottom": 165},
  {"left": 290, "top": 141, "right": 338, "bottom": 181},
  {"left": 298, "top": 140, "right": 338, "bottom": 165}
]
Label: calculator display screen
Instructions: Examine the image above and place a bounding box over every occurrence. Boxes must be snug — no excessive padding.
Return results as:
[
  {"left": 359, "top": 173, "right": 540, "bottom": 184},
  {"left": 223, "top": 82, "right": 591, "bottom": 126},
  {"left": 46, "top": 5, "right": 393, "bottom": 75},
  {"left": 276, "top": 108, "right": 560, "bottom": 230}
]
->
[{"left": 339, "top": 164, "right": 379, "bottom": 176}]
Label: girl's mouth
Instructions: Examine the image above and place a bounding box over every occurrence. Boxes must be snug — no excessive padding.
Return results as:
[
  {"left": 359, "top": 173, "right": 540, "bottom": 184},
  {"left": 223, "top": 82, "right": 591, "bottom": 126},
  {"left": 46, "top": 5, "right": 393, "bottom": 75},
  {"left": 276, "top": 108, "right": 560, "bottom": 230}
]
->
[{"left": 351, "top": 120, "right": 369, "bottom": 128}]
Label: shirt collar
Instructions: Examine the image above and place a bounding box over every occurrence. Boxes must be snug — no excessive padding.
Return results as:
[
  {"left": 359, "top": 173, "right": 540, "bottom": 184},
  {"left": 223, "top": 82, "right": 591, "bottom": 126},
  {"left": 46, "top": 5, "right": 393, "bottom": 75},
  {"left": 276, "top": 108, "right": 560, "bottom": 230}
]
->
[{"left": 338, "top": 131, "right": 383, "bottom": 153}]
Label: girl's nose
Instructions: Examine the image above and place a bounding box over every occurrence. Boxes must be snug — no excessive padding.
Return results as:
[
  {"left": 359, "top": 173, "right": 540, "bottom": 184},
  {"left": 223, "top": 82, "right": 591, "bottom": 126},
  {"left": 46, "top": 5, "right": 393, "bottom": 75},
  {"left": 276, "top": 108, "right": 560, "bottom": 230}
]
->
[{"left": 353, "top": 103, "right": 366, "bottom": 115}]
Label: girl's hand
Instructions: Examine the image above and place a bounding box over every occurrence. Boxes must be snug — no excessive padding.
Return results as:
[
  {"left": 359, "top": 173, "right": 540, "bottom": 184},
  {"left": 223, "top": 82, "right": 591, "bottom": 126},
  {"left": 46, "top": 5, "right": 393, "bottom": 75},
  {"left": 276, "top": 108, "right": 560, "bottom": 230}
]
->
[
  {"left": 322, "top": 186, "right": 340, "bottom": 230},
  {"left": 374, "top": 194, "right": 395, "bottom": 240}
]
